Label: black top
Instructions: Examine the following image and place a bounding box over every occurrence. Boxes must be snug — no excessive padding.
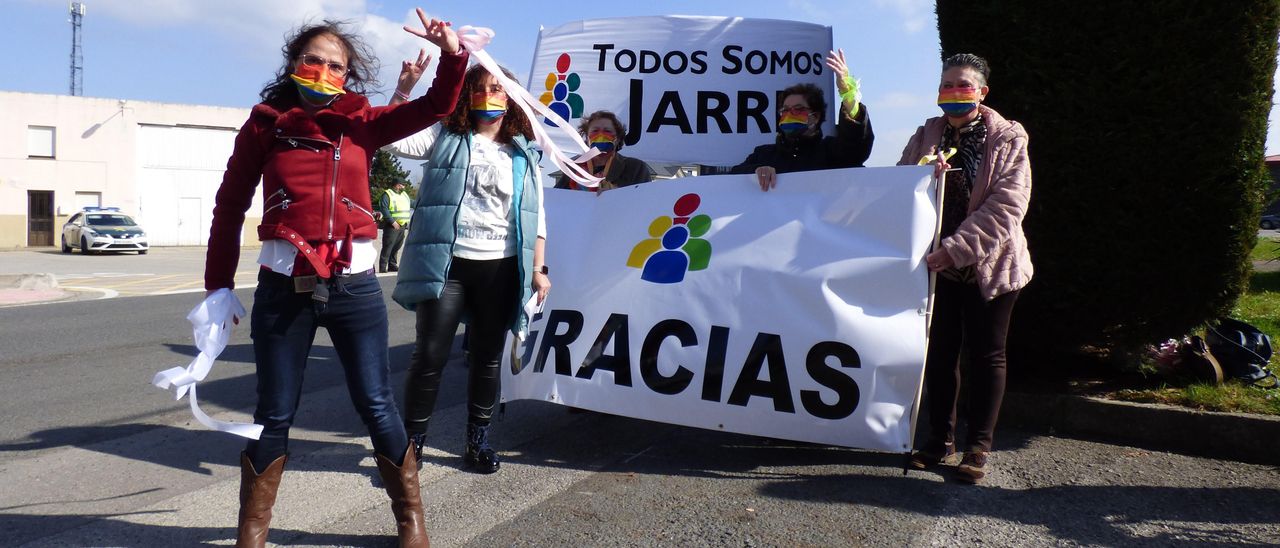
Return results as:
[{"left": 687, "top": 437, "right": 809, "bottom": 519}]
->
[
  {"left": 939, "top": 114, "right": 986, "bottom": 239},
  {"left": 729, "top": 104, "right": 875, "bottom": 175},
  {"left": 555, "top": 153, "right": 654, "bottom": 191}
]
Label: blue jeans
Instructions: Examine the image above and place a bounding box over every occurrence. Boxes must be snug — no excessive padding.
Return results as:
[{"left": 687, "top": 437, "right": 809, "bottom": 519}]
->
[{"left": 246, "top": 269, "right": 408, "bottom": 470}]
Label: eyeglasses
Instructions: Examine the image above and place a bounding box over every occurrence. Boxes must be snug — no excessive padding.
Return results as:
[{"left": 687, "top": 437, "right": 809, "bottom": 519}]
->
[
  {"left": 297, "top": 54, "right": 348, "bottom": 77},
  {"left": 778, "top": 105, "right": 812, "bottom": 116}
]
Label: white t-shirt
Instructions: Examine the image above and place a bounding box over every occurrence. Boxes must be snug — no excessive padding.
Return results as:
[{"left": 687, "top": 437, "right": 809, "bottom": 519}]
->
[
  {"left": 385, "top": 126, "right": 547, "bottom": 260},
  {"left": 455, "top": 133, "right": 518, "bottom": 259}
]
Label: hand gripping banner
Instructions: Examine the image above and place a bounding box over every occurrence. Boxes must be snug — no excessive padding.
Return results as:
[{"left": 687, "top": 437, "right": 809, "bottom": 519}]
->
[{"left": 152, "top": 288, "right": 263, "bottom": 439}]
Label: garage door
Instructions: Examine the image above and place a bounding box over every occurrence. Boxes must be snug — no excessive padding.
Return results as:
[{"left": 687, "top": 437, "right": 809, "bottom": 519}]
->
[{"left": 135, "top": 125, "right": 241, "bottom": 246}]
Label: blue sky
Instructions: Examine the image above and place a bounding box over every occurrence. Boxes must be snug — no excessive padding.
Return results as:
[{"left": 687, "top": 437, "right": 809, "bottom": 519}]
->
[{"left": 5, "top": 0, "right": 1278, "bottom": 167}]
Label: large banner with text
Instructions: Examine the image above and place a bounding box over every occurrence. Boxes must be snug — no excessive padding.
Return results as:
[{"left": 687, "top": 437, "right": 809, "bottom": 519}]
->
[
  {"left": 526, "top": 16, "right": 834, "bottom": 166},
  {"left": 502, "top": 167, "right": 937, "bottom": 452}
]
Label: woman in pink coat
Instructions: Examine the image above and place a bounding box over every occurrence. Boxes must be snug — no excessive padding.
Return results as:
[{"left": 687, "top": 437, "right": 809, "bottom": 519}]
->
[{"left": 900, "top": 53, "right": 1033, "bottom": 484}]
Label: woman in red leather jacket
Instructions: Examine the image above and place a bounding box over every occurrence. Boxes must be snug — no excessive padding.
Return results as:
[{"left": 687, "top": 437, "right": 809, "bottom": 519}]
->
[{"left": 203, "top": 10, "right": 464, "bottom": 547}]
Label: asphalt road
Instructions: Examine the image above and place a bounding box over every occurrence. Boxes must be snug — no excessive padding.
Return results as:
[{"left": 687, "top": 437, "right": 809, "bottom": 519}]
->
[{"left": 1, "top": 250, "right": 1278, "bottom": 546}]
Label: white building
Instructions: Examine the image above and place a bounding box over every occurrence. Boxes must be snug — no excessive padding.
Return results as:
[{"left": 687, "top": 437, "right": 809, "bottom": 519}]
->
[{"left": 0, "top": 91, "right": 262, "bottom": 249}]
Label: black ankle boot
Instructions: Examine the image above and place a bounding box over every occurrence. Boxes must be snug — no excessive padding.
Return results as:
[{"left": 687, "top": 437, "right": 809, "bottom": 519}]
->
[
  {"left": 409, "top": 432, "right": 427, "bottom": 463},
  {"left": 464, "top": 423, "right": 500, "bottom": 474}
]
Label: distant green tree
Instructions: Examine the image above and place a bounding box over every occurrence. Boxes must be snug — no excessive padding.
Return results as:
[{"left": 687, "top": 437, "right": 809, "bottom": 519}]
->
[
  {"left": 369, "top": 149, "right": 414, "bottom": 203},
  {"left": 935, "top": 1, "right": 1280, "bottom": 370}
]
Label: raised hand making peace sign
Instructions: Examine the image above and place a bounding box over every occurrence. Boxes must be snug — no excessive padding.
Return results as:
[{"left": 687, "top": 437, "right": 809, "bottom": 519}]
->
[
  {"left": 391, "top": 48, "right": 434, "bottom": 104},
  {"left": 403, "top": 7, "right": 459, "bottom": 54}
]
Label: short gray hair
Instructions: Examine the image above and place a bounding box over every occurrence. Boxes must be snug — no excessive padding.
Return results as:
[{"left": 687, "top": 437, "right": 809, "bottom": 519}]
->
[{"left": 942, "top": 53, "right": 990, "bottom": 87}]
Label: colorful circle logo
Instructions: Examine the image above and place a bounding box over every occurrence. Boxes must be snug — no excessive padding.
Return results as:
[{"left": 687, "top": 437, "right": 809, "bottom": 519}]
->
[
  {"left": 627, "top": 193, "right": 713, "bottom": 284},
  {"left": 539, "top": 53, "right": 585, "bottom": 127}
]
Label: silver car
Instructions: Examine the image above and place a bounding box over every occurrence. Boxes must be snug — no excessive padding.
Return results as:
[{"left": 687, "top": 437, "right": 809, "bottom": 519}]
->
[{"left": 61, "top": 208, "right": 150, "bottom": 254}]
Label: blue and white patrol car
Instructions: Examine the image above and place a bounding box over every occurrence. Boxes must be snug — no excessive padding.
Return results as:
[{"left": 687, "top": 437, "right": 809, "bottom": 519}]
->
[{"left": 61, "top": 207, "right": 150, "bottom": 254}]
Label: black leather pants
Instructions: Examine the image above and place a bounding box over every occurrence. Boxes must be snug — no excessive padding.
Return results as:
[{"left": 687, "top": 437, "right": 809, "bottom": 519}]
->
[{"left": 403, "top": 256, "right": 519, "bottom": 436}]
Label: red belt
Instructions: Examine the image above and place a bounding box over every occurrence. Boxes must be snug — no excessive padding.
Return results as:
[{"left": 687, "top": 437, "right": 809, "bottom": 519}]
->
[{"left": 258, "top": 223, "right": 353, "bottom": 279}]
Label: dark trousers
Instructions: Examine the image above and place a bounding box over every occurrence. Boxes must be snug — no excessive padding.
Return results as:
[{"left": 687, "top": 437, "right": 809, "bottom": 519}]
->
[
  {"left": 403, "top": 256, "right": 519, "bottom": 436},
  {"left": 924, "top": 277, "right": 1020, "bottom": 453},
  {"left": 245, "top": 270, "right": 408, "bottom": 471},
  {"left": 379, "top": 226, "right": 407, "bottom": 271}
]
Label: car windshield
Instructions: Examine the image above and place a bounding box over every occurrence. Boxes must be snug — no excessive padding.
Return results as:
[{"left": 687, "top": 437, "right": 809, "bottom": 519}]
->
[{"left": 86, "top": 214, "right": 136, "bottom": 227}]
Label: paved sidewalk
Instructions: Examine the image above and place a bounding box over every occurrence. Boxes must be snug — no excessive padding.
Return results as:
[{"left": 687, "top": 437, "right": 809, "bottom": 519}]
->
[
  {"left": 0, "top": 287, "right": 72, "bottom": 306},
  {"left": 1001, "top": 392, "right": 1280, "bottom": 465},
  {"left": 0, "top": 272, "right": 77, "bottom": 307}
]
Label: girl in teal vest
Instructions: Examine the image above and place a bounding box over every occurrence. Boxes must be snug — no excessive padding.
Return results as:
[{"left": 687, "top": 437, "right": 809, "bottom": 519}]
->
[{"left": 387, "top": 63, "right": 550, "bottom": 474}]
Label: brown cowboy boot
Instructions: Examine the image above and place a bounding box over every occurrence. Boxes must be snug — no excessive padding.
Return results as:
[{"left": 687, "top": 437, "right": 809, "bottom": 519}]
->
[
  {"left": 375, "top": 446, "right": 430, "bottom": 548},
  {"left": 236, "top": 452, "right": 286, "bottom": 548}
]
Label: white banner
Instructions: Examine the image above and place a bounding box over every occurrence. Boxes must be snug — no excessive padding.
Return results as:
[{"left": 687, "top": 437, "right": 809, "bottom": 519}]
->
[
  {"left": 503, "top": 167, "right": 937, "bottom": 452},
  {"left": 527, "top": 16, "right": 834, "bottom": 166}
]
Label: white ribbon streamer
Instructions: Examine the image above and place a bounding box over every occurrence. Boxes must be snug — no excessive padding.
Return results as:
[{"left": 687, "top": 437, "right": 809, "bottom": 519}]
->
[
  {"left": 457, "top": 26, "right": 603, "bottom": 187},
  {"left": 152, "top": 288, "right": 263, "bottom": 440}
]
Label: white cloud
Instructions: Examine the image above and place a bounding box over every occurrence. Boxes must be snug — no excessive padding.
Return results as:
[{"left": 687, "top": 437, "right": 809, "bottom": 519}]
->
[
  {"left": 873, "top": 0, "right": 933, "bottom": 34},
  {"left": 89, "top": 0, "right": 445, "bottom": 96},
  {"left": 91, "top": 0, "right": 367, "bottom": 40}
]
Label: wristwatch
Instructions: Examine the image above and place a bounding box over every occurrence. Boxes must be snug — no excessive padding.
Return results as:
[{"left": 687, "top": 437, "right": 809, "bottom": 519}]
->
[{"left": 534, "top": 265, "right": 549, "bottom": 275}]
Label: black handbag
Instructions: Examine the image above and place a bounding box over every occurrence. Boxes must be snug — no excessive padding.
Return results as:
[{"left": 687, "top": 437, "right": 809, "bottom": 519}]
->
[{"left": 1205, "top": 318, "right": 1279, "bottom": 388}]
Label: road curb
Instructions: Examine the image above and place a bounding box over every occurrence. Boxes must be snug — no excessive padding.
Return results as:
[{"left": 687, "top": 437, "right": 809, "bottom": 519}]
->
[
  {"left": 0, "top": 273, "right": 57, "bottom": 290},
  {"left": 1002, "top": 391, "right": 1280, "bottom": 465}
]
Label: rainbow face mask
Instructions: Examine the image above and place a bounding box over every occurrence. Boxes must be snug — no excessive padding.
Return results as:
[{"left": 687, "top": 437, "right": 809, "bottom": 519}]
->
[
  {"left": 471, "top": 92, "right": 507, "bottom": 123},
  {"left": 938, "top": 88, "right": 980, "bottom": 117},
  {"left": 290, "top": 63, "right": 346, "bottom": 107},
  {"left": 588, "top": 129, "right": 617, "bottom": 152},
  {"left": 778, "top": 111, "right": 809, "bottom": 135}
]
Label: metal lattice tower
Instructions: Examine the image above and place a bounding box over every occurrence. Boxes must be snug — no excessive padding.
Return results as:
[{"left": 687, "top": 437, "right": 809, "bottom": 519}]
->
[{"left": 69, "top": 2, "right": 85, "bottom": 96}]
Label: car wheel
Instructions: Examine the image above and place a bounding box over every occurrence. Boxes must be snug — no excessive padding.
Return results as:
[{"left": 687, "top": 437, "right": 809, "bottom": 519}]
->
[
  {"left": 61, "top": 236, "right": 71, "bottom": 253},
  {"left": 1263, "top": 220, "right": 1276, "bottom": 230},
  {"left": 80, "top": 236, "right": 93, "bottom": 255},
  {"left": 139, "top": 250, "right": 148, "bottom": 255}
]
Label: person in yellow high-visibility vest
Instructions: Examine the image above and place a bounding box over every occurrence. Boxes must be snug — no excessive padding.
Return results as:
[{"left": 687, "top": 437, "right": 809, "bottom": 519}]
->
[{"left": 378, "top": 179, "right": 413, "bottom": 272}]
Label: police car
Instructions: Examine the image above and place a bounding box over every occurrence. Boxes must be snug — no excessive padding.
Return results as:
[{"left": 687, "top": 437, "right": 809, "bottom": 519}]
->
[{"left": 61, "top": 207, "right": 150, "bottom": 254}]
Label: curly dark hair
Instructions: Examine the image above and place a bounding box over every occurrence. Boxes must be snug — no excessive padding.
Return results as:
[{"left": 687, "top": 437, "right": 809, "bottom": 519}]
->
[
  {"left": 942, "top": 53, "right": 990, "bottom": 87},
  {"left": 259, "top": 20, "right": 380, "bottom": 104},
  {"left": 778, "top": 83, "right": 827, "bottom": 127},
  {"left": 577, "top": 110, "right": 626, "bottom": 150},
  {"left": 443, "top": 64, "right": 533, "bottom": 144}
]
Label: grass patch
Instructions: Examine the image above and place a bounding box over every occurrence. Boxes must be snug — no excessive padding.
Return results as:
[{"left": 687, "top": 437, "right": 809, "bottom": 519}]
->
[
  {"left": 1094, "top": 243, "right": 1280, "bottom": 416},
  {"left": 1241, "top": 237, "right": 1280, "bottom": 341},
  {"left": 1233, "top": 268, "right": 1280, "bottom": 344},
  {"left": 1249, "top": 236, "right": 1280, "bottom": 262},
  {"left": 1112, "top": 384, "right": 1280, "bottom": 415}
]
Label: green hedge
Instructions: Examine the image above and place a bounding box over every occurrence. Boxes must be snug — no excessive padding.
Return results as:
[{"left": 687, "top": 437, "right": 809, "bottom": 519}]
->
[{"left": 935, "top": 1, "right": 1280, "bottom": 368}]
